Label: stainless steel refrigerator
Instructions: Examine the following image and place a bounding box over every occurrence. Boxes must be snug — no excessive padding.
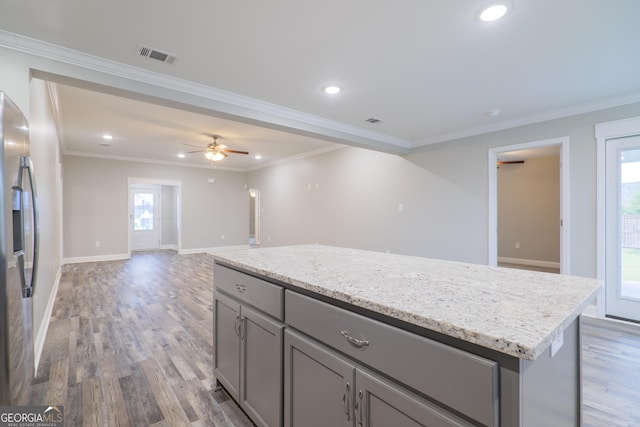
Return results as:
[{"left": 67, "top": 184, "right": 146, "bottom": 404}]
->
[{"left": 0, "top": 91, "right": 39, "bottom": 405}]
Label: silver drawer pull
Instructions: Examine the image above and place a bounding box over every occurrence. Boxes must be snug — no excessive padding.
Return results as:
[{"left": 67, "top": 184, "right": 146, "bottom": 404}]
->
[
  {"left": 343, "top": 382, "right": 351, "bottom": 420},
  {"left": 235, "top": 284, "right": 247, "bottom": 293},
  {"left": 340, "top": 330, "right": 369, "bottom": 348},
  {"left": 355, "top": 390, "right": 363, "bottom": 426}
]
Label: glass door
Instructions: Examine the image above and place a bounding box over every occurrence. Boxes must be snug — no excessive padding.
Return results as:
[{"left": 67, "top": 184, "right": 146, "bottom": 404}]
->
[
  {"left": 130, "top": 187, "right": 161, "bottom": 251},
  {"left": 605, "top": 135, "right": 640, "bottom": 321}
]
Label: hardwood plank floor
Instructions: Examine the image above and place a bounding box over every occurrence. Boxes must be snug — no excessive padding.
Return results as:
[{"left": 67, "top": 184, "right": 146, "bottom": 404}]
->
[
  {"left": 31, "top": 251, "right": 640, "bottom": 426},
  {"left": 582, "top": 316, "right": 640, "bottom": 427},
  {"left": 31, "top": 251, "right": 253, "bottom": 427}
]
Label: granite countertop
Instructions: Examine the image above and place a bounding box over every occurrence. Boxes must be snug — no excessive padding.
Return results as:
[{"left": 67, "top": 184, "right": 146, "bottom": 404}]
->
[{"left": 212, "top": 244, "right": 603, "bottom": 360}]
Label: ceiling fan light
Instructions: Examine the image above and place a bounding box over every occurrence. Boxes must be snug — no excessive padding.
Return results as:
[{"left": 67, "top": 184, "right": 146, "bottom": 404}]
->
[{"left": 205, "top": 150, "right": 225, "bottom": 161}]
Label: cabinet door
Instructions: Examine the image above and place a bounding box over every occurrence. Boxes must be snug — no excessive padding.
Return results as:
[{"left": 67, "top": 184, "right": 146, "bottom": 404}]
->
[
  {"left": 355, "top": 370, "right": 472, "bottom": 427},
  {"left": 214, "top": 292, "right": 241, "bottom": 400},
  {"left": 240, "top": 306, "right": 284, "bottom": 427},
  {"left": 284, "top": 329, "right": 355, "bottom": 427}
]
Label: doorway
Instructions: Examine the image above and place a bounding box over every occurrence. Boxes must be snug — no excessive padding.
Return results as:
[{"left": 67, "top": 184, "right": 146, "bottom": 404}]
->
[
  {"left": 597, "top": 117, "right": 640, "bottom": 322},
  {"left": 128, "top": 178, "right": 181, "bottom": 255},
  {"left": 130, "top": 186, "right": 161, "bottom": 251},
  {"left": 488, "top": 137, "right": 570, "bottom": 273},
  {"left": 249, "top": 188, "right": 261, "bottom": 246}
]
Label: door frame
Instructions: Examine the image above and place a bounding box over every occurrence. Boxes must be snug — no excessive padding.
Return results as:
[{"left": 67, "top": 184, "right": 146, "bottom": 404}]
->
[
  {"left": 249, "top": 188, "right": 261, "bottom": 246},
  {"left": 127, "top": 177, "right": 182, "bottom": 257},
  {"left": 488, "top": 137, "right": 570, "bottom": 273},
  {"left": 130, "top": 185, "right": 161, "bottom": 251},
  {"left": 596, "top": 116, "right": 640, "bottom": 318}
]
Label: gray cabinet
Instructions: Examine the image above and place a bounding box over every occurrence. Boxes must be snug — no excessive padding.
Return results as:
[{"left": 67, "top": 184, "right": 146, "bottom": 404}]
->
[
  {"left": 284, "top": 329, "right": 472, "bottom": 427},
  {"left": 355, "top": 370, "right": 472, "bottom": 427},
  {"left": 214, "top": 260, "right": 585, "bottom": 427},
  {"left": 214, "top": 265, "right": 284, "bottom": 427},
  {"left": 240, "top": 305, "right": 283, "bottom": 427},
  {"left": 214, "top": 292, "right": 241, "bottom": 398},
  {"left": 285, "top": 291, "right": 498, "bottom": 427}
]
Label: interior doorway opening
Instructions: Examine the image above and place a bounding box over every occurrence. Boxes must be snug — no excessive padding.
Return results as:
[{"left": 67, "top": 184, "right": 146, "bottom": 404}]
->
[
  {"left": 249, "top": 188, "right": 261, "bottom": 247},
  {"left": 128, "top": 178, "right": 181, "bottom": 256},
  {"left": 488, "top": 137, "right": 570, "bottom": 274}
]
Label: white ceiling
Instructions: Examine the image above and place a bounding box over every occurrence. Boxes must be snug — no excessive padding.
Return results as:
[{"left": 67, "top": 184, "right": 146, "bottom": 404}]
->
[
  {"left": 51, "top": 83, "right": 341, "bottom": 170},
  {"left": 2, "top": 0, "right": 640, "bottom": 170}
]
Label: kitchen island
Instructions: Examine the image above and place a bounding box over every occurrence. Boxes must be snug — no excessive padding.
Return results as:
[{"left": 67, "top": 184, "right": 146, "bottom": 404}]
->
[{"left": 212, "top": 245, "right": 602, "bottom": 427}]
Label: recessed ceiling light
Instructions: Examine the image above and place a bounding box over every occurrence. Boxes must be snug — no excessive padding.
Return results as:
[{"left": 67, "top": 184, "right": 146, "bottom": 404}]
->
[
  {"left": 102, "top": 134, "right": 113, "bottom": 140},
  {"left": 178, "top": 153, "right": 185, "bottom": 158},
  {"left": 479, "top": 1, "right": 511, "bottom": 22},
  {"left": 487, "top": 109, "right": 501, "bottom": 117},
  {"left": 254, "top": 154, "right": 262, "bottom": 160},
  {"left": 323, "top": 85, "right": 341, "bottom": 95}
]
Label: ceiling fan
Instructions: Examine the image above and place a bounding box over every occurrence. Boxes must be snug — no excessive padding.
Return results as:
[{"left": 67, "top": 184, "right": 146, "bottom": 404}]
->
[{"left": 186, "top": 135, "right": 249, "bottom": 161}]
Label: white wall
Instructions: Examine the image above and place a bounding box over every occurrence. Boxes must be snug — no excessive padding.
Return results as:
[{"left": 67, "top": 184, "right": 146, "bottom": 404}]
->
[
  {"left": 248, "top": 146, "right": 487, "bottom": 262},
  {"left": 27, "top": 79, "right": 64, "bottom": 365},
  {"left": 498, "top": 155, "right": 560, "bottom": 263},
  {"left": 249, "top": 102, "right": 640, "bottom": 278},
  {"left": 161, "top": 185, "right": 178, "bottom": 248},
  {"left": 62, "top": 155, "right": 248, "bottom": 259}
]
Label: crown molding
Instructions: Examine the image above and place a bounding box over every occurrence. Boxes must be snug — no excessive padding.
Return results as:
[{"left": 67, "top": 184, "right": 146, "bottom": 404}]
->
[
  {"left": 63, "top": 151, "right": 247, "bottom": 172},
  {"left": 0, "top": 30, "right": 411, "bottom": 154},
  {"left": 412, "top": 90, "right": 640, "bottom": 148},
  {"left": 245, "top": 145, "right": 345, "bottom": 172}
]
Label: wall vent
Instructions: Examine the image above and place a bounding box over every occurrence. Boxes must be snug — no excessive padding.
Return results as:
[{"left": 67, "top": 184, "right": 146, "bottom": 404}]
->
[
  {"left": 136, "top": 44, "right": 177, "bottom": 64},
  {"left": 365, "top": 117, "right": 382, "bottom": 124}
]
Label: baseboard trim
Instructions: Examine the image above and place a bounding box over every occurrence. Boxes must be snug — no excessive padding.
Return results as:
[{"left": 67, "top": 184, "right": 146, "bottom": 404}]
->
[
  {"left": 34, "top": 266, "right": 62, "bottom": 375},
  {"left": 497, "top": 257, "right": 560, "bottom": 269},
  {"left": 63, "top": 253, "right": 130, "bottom": 264},
  {"left": 179, "top": 245, "right": 250, "bottom": 255},
  {"left": 160, "top": 244, "right": 178, "bottom": 251}
]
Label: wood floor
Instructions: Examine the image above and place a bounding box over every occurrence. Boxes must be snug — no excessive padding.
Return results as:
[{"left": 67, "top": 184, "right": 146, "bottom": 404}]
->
[
  {"left": 582, "top": 316, "right": 640, "bottom": 427},
  {"left": 31, "top": 251, "right": 640, "bottom": 426},
  {"left": 30, "top": 251, "right": 253, "bottom": 427}
]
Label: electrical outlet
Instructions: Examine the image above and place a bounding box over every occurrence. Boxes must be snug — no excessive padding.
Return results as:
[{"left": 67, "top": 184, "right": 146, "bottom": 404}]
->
[
  {"left": 515, "top": 242, "right": 520, "bottom": 249},
  {"left": 398, "top": 203, "right": 404, "bottom": 212},
  {"left": 95, "top": 241, "right": 101, "bottom": 247}
]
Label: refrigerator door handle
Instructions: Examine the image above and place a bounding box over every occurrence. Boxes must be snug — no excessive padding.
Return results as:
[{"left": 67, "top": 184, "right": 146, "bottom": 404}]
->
[
  {"left": 17, "top": 156, "right": 39, "bottom": 298},
  {"left": 11, "top": 186, "right": 28, "bottom": 294}
]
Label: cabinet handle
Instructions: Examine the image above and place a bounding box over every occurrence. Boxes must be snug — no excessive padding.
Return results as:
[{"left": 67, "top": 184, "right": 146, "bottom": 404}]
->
[
  {"left": 340, "top": 330, "right": 370, "bottom": 348},
  {"left": 235, "top": 284, "right": 247, "bottom": 293},
  {"left": 234, "top": 314, "right": 241, "bottom": 336},
  {"left": 354, "top": 390, "right": 363, "bottom": 426},
  {"left": 342, "top": 382, "right": 351, "bottom": 421},
  {"left": 240, "top": 318, "right": 246, "bottom": 341}
]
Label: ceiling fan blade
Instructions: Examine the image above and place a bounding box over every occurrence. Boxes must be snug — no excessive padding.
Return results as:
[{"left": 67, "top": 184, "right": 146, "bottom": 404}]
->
[{"left": 223, "top": 149, "right": 249, "bottom": 155}]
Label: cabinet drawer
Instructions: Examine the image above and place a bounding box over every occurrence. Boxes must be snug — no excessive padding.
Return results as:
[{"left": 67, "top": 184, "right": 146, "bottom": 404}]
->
[
  {"left": 285, "top": 291, "right": 499, "bottom": 427},
  {"left": 214, "top": 264, "right": 284, "bottom": 320}
]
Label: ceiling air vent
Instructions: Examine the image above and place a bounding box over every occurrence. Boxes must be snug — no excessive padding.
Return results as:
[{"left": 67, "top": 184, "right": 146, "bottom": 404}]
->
[{"left": 136, "top": 44, "right": 177, "bottom": 64}]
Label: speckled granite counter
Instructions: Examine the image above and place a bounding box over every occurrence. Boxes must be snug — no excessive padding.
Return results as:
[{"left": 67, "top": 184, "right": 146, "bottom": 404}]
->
[{"left": 212, "top": 244, "right": 602, "bottom": 360}]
